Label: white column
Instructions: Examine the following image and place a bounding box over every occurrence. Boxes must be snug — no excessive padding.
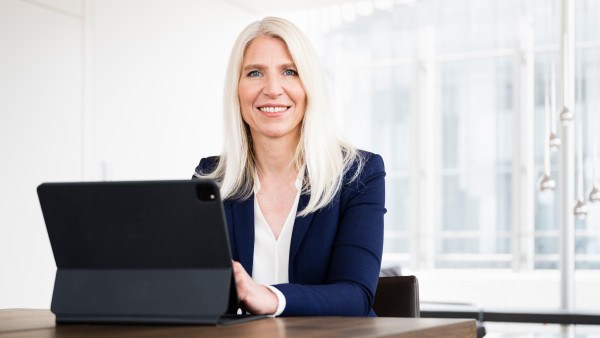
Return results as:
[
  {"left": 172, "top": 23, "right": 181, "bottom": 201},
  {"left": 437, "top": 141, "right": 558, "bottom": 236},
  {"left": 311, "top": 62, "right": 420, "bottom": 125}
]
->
[
  {"left": 559, "top": 0, "right": 576, "bottom": 311},
  {"left": 512, "top": 17, "right": 536, "bottom": 271},
  {"left": 410, "top": 26, "right": 436, "bottom": 270}
]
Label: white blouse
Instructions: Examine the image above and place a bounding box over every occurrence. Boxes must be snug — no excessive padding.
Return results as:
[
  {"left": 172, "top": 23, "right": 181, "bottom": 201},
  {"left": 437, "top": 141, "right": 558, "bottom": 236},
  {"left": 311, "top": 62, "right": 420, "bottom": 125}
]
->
[{"left": 251, "top": 170, "right": 303, "bottom": 316}]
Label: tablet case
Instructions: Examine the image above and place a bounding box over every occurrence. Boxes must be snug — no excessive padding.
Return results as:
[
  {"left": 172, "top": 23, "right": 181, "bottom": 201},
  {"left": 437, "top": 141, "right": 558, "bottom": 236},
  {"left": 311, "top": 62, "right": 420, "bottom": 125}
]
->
[{"left": 37, "top": 180, "right": 246, "bottom": 324}]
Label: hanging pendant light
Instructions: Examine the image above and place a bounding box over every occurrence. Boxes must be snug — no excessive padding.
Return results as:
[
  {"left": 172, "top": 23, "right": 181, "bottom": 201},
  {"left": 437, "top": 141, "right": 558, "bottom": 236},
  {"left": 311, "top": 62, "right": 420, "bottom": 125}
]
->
[
  {"left": 589, "top": 49, "right": 600, "bottom": 203},
  {"left": 589, "top": 113, "right": 600, "bottom": 201},
  {"left": 573, "top": 62, "right": 587, "bottom": 219},
  {"left": 590, "top": 186, "right": 600, "bottom": 202},
  {"left": 588, "top": 112, "right": 599, "bottom": 201},
  {"left": 549, "top": 59, "right": 562, "bottom": 151},
  {"left": 549, "top": 134, "right": 562, "bottom": 151},
  {"left": 549, "top": 133, "right": 561, "bottom": 151},
  {"left": 573, "top": 199, "right": 588, "bottom": 219},
  {"left": 560, "top": 106, "right": 574, "bottom": 124},
  {"left": 590, "top": 118, "right": 600, "bottom": 203},
  {"left": 591, "top": 117, "right": 600, "bottom": 202},
  {"left": 540, "top": 175, "right": 557, "bottom": 191},
  {"left": 540, "top": 90, "right": 556, "bottom": 191},
  {"left": 560, "top": 7, "right": 574, "bottom": 127}
]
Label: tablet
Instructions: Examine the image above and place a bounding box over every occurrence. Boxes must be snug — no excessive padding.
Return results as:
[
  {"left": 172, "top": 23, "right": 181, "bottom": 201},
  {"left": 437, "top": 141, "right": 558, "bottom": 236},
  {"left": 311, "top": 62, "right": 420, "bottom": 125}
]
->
[{"left": 37, "top": 179, "right": 264, "bottom": 325}]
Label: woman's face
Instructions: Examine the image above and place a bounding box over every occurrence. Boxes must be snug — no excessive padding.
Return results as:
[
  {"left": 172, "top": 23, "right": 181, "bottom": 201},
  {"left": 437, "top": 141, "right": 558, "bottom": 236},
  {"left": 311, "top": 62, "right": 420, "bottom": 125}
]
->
[{"left": 238, "top": 37, "right": 306, "bottom": 143}]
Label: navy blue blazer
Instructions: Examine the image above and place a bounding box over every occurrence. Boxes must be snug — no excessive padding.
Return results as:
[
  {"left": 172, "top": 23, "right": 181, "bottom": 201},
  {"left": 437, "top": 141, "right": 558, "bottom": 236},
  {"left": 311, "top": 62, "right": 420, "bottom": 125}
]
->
[{"left": 194, "top": 151, "right": 385, "bottom": 316}]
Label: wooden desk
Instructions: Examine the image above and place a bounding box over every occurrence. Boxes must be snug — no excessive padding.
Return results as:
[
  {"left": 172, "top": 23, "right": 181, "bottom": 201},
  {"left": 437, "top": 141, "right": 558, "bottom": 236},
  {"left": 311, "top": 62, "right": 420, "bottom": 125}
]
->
[{"left": 0, "top": 309, "right": 476, "bottom": 338}]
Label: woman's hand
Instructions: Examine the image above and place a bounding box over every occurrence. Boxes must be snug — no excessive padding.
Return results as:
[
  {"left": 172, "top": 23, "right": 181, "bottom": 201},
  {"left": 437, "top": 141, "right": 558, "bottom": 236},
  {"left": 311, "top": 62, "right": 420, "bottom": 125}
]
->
[{"left": 232, "top": 261, "right": 279, "bottom": 315}]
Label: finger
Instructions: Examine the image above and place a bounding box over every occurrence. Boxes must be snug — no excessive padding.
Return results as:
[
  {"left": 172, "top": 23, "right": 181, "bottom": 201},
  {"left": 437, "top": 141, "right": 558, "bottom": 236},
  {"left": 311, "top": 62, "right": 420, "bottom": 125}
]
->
[{"left": 232, "top": 261, "right": 250, "bottom": 299}]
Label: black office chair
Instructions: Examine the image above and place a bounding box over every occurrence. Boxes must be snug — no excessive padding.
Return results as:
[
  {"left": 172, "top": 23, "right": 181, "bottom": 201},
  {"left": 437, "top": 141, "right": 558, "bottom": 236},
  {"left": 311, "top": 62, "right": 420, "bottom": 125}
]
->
[
  {"left": 373, "top": 275, "right": 420, "bottom": 318},
  {"left": 373, "top": 276, "right": 486, "bottom": 337}
]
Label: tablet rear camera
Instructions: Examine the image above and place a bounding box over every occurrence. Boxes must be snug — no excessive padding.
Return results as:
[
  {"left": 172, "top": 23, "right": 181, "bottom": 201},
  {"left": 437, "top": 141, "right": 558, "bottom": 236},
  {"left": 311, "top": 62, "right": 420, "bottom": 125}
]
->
[{"left": 195, "top": 185, "right": 216, "bottom": 202}]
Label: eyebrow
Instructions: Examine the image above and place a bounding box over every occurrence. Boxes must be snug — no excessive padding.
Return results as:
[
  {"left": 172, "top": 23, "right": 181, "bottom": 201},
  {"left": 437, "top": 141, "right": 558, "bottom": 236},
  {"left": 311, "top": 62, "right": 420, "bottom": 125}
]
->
[{"left": 242, "top": 63, "right": 297, "bottom": 72}]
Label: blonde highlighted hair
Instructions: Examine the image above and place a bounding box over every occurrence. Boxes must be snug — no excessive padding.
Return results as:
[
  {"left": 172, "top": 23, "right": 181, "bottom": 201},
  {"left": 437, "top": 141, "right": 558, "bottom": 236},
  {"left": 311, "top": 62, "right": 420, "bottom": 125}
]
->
[{"left": 196, "top": 16, "right": 362, "bottom": 216}]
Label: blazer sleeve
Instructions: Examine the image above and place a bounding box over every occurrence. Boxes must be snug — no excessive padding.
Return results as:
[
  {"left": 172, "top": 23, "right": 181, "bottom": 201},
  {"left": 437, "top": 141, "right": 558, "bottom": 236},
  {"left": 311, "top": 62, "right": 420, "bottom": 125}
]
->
[
  {"left": 274, "top": 153, "right": 386, "bottom": 316},
  {"left": 192, "top": 156, "right": 220, "bottom": 179}
]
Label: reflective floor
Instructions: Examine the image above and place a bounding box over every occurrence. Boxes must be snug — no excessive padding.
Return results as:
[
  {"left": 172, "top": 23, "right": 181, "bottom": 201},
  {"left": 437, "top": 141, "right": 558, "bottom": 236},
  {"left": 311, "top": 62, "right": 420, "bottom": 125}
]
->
[{"left": 485, "top": 323, "right": 600, "bottom": 338}]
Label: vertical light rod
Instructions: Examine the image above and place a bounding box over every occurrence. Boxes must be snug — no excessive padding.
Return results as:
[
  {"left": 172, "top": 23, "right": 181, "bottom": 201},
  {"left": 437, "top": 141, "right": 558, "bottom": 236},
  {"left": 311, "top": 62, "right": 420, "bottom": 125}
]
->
[{"left": 559, "top": 0, "right": 576, "bottom": 311}]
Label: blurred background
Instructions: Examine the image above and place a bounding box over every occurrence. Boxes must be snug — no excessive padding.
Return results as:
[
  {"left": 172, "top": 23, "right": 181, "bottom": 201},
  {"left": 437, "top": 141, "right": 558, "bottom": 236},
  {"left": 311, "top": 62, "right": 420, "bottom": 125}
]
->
[{"left": 1, "top": 0, "right": 600, "bottom": 334}]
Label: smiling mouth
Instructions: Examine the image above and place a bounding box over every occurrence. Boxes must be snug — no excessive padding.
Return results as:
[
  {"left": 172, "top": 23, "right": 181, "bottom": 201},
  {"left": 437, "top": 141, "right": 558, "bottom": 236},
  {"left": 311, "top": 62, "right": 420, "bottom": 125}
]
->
[{"left": 258, "top": 106, "right": 290, "bottom": 113}]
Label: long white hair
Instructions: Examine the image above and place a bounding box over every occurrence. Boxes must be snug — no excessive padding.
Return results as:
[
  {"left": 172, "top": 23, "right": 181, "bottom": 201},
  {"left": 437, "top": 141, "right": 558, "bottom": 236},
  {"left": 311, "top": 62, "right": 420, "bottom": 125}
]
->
[{"left": 196, "top": 16, "right": 362, "bottom": 216}]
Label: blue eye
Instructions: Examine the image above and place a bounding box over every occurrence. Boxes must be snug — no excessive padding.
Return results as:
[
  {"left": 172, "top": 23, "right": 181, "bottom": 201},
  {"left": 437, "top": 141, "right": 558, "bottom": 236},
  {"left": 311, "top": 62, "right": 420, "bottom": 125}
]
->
[
  {"left": 283, "top": 69, "right": 298, "bottom": 76},
  {"left": 247, "top": 70, "right": 262, "bottom": 77}
]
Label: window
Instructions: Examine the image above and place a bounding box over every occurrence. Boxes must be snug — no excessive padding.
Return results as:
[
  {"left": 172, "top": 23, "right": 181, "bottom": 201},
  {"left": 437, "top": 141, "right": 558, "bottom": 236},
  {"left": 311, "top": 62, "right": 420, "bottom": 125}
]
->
[{"left": 293, "top": 0, "right": 600, "bottom": 272}]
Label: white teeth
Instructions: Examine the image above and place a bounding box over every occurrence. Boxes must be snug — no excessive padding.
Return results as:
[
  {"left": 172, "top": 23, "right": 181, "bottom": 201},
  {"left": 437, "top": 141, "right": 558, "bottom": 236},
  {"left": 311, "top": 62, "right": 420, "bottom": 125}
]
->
[{"left": 259, "top": 106, "right": 287, "bottom": 113}]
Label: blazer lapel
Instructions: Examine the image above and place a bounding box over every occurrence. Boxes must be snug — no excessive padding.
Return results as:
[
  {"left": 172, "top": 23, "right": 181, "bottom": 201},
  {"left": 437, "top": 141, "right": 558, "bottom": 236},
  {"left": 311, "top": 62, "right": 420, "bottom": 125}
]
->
[
  {"left": 289, "top": 193, "right": 315, "bottom": 263},
  {"left": 229, "top": 196, "right": 255, "bottom": 275}
]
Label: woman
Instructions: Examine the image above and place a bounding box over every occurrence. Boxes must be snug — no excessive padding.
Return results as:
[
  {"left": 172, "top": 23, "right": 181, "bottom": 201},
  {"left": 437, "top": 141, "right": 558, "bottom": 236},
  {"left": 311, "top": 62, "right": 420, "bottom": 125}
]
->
[{"left": 194, "top": 17, "right": 385, "bottom": 317}]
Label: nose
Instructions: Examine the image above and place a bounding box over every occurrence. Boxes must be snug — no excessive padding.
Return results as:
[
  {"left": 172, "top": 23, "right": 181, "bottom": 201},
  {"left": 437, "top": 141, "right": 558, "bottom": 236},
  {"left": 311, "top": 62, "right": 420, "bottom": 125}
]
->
[{"left": 262, "top": 75, "right": 283, "bottom": 98}]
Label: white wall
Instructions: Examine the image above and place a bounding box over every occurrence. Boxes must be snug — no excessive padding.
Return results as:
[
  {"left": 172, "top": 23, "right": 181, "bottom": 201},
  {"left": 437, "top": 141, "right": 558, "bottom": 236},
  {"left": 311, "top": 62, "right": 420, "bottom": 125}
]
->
[
  {"left": 0, "top": 0, "right": 83, "bottom": 309},
  {"left": 88, "top": 0, "right": 254, "bottom": 181},
  {"left": 0, "top": 0, "right": 254, "bottom": 308}
]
